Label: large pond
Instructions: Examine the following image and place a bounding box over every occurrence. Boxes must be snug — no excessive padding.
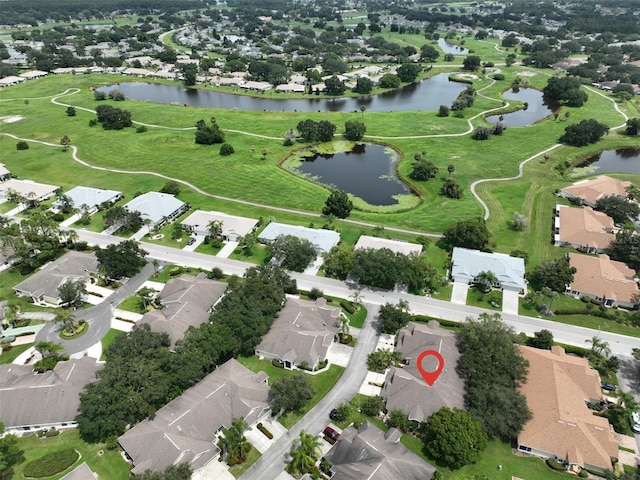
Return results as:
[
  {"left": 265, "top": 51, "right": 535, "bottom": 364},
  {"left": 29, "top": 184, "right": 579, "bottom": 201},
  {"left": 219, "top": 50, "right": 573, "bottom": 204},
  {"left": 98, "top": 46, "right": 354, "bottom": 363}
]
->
[
  {"left": 291, "top": 143, "right": 411, "bottom": 206},
  {"left": 97, "top": 72, "right": 468, "bottom": 113},
  {"left": 572, "top": 149, "right": 640, "bottom": 176},
  {"left": 485, "top": 87, "right": 559, "bottom": 127},
  {"left": 437, "top": 38, "right": 469, "bottom": 55}
]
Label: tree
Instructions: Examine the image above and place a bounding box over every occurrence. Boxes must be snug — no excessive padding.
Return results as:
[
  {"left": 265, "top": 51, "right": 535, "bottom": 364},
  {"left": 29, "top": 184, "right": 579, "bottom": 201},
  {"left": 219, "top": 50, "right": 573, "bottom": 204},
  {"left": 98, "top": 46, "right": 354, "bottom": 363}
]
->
[
  {"left": 595, "top": 195, "right": 640, "bottom": 224},
  {"left": 457, "top": 313, "right": 532, "bottom": 439},
  {"left": 57, "top": 278, "right": 87, "bottom": 308},
  {"left": 411, "top": 160, "right": 438, "bottom": 181},
  {"left": 368, "top": 348, "right": 402, "bottom": 372},
  {"left": 424, "top": 407, "right": 488, "bottom": 469},
  {"left": 34, "top": 340, "right": 67, "bottom": 372},
  {"left": 440, "top": 178, "right": 463, "bottom": 199},
  {"left": 543, "top": 76, "right": 588, "bottom": 107},
  {"left": 438, "top": 105, "right": 450, "bottom": 117},
  {"left": 266, "top": 234, "right": 317, "bottom": 272},
  {"left": 66, "top": 106, "right": 76, "bottom": 116},
  {"left": 181, "top": 63, "right": 197, "bottom": 87},
  {"left": 378, "top": 73, "right": 401, "bottom": 89},
  {"left": 379, "top": 302, "right": 412, "bottom": 334},
  {"left": 16, "top": 141, "right": 28, "bottom": 150},
  {"left": 344, "top": 120, "right": 366, "bottom": 141},
  {"left": 625, "top": 118, "right": 640, "bottom": 136},
  {"left": 472, "top": 126, "right": 492, "bottom": 140},
  {"left": 134, "top": 463, "right": 193, "bottom": 480},
  {"left": 353, "top": 77, "right": 374, "bottom": 94},
  {"left": 586, "top": 336, "right": 611, "bottom": 358},
  {"left": 447, "top": 164, "right": 455, "bottom": 177},
  {"left": 95, "top": 240, "right": 148, "bottom": 279},
  {"left": 296, "top": 119, "right": 336, "bottom": 142},
  {"left": 559, "top": 119, "right": 609, "bottom": 146},
  {"left": 528, "top": 329, "right": 554, "bottom": 350},
  {"left": 397, "top": 63, "right": 421, "bottom": 83},
  {"left": 323, "top": 190, "right": 353, "bottom": 218},
  {"left": 387, "top": 409, "right": 411, "bottom": 432},
  {"left": 322, "top": 244, "right": 354, "bottom": 279},
  {"left": 442, "top": 218, "right": 491, "bottom": 250},
  {"left": 286, "top": 430, "right": 322, "bottom": 478},
  {"left": 220, "top": 143, "right": 234, "bottom": 156},
  {"left": 195, "top": 118, "right": 225, "bottom": 145},
  {"left": 529, "top": 256, "right": 576, "bottom": 293},
  {"left": 268, "top": 374, "right": 314, "bottom": 413},
  {"left": 511, "top": 212, "right": 529, "bottom": 231},
  {"left": 475, "top": 271, "right": 497, "bottom": 293},
  {"left": 361, "top": 395, "right": 386, "bottom": 417},
  {"left": 324, "top": 75, "right": 347, "bottom": 95},
  {"left": 160, "top": 180, "right": 180, "bottom": 195},
  {"left": 108, "top": 89, "right": 125, "bottom": 101},
  {"left": 218, "top": 418, "right": 251, "bottom": 465},
  {"left": 462, "top": 55, "right": 482, "bottom": 71},
  {"left": 607, "top": 230, "right": 640, "bottom": 271},
  {"left": 103, "top": 206, "right": 143, "bottom": 233},
  {"left": 95, "top": 104, "right": 132, "bottom": 130},
  {"left": 0, "top": 422, "right": 24, "bottom": 480},
  {"left": 420, "top": 44, "right": 440, "bottom": 62}
]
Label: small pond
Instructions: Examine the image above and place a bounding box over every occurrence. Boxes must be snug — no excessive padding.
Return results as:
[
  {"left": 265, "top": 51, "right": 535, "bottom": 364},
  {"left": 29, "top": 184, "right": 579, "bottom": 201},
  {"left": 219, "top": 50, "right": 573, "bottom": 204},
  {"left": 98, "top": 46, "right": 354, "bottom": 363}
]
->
[
  {"left": 572, "top": 149, "right": 640, "bottom": 176},
  {"left": 485, "top": 87, "right": 559, "bottom": 127},
  {"left": 437, "top": 38, "right": 469, "bottom": 55},
  {"left": 97, "top": 72, "right": 468, "bottom": 113},
  {"left": 291, "top": 144, "right": 411, "bottom": 206}
]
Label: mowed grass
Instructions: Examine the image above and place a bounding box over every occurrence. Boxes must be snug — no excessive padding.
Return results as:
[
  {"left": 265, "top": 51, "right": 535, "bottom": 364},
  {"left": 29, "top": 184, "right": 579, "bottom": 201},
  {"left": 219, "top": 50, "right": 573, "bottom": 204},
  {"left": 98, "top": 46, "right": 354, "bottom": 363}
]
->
[
  {"left": 0, "top": 343, "right": 32, "bottom": 365},
  {"left": 237, "top": 356, "right": 344, "bottom": 429},
  {"left": 13, "top": 429, "right": 130, "bottom": 480},
  {"left": 100, "top": 329, "right": 125, "bottom": 361}
]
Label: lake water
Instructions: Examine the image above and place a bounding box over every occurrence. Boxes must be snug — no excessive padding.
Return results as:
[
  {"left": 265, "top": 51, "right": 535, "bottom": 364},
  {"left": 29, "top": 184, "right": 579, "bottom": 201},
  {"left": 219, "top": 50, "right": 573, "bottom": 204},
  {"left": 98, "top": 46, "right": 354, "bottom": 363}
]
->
[
  {"left": 574, "top": 149, "right": 640, "bottom": 175},
  {"left": 437, "top": 38, "right": 469, "bottom": 55},
  {"left": 293, "top": 144, "right": 411, "bottom": 206},
  {"left": 97, "top": 72, "right": 468, "bottom": 112},
  {"left": 485, "top": 88, "right": 559, "bottom": 127}
]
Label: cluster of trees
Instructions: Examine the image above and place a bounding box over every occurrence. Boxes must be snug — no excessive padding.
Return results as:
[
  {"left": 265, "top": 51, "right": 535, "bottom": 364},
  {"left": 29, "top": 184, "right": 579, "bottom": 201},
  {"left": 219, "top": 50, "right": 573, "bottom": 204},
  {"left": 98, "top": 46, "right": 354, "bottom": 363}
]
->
[
  {"left": 296, "top": 119, "right": 336, "bottom": 142},
  {"left": 95, "top": 239, "right": 148, "bottom": 279},
  {"left": 95, "top": 104, "right": 132, "bottom": 130},
  {"left": 268, "top": 374, "right": 314, "bottom": 414},
  {"left": 471, "top": 122, "right": 506, "bottom": 140},
  {"left": 559, "top": 119, "right": 609, "bottom": 146},
  {"left": 440, "top": 178, "right": 463, "bottom": 199},
  {"left": 456, "top": 313, "right": 532, "bottom": 439},
  {"left": 410, "top": 153, "right": 438, "bottom": 181},
  {"left": 195, "top": 118, "right": 225, "bottom": 145},
  {"left": 543, "top": 76, "right": 588, "bottom": 107},
  {"left": 266, "top": 234, "right": 317, "bottom": 272},
  {"left": 343, "top": 120, "right": 366, "bottom": 141},
  {"left": 595, "top": 195, "right": 640, "bottom": 224},
  {"left": 528, "top": 256, "right": 576, "bottom": 293},
  {"left": 322, "top": 190, "right": 353, "bottom": 218},
  {"left": 441, "top": 218, "right": 492, "bottom": 251},
  {"left": 378, "top": 301, "right": 412, "bottom": 334},
  {"left": 0, "top": 422, "right": 24, "bottom": 480},
  {"left": 625, "top": 118, "right": 640, "bottom": 136},
  {"left": 607, "top": 230, "right": 640, "bottom": 271},
  {"left": 103, "top": 206, "right": 144, "bottom": 233},
  {"left": 77, "top": 264, "right": 293, "bottom": 442},
  {"left": 451, "top": 86, "right": 476, "bottom": 111}
]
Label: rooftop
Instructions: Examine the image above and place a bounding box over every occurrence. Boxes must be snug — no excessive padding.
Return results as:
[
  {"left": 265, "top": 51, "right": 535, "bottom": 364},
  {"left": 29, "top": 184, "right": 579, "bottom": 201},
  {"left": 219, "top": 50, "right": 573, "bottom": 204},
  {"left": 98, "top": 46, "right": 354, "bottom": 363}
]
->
[
  {"left": 556, "top": 205, "right": 615, "bottom": 251},
  {"left": 354, "top": 235, "right": 423, "bottom": 256},
  {"left": 451, "top": 247, "right": 526, "bottom": 290},
  {"left": 55, "top": 186, "right": 122, "bottom": 210},
  {"left": 181, "top": 210, "right": 258, "bottom": 238},
  {"left": 123, "top": 192, "right": 186, "bottom": 225},
  {"left": 568, "top": 253, "right": 639, "bottom": 305},
  {"left": 258, "top": 222, "right": 340, "bottom": 254},
  {"left": 560, "top": 176, "right": 632, "bottom": 206},
  {"left": 0, "top": 178, "right": 60, "bottom": 200}
]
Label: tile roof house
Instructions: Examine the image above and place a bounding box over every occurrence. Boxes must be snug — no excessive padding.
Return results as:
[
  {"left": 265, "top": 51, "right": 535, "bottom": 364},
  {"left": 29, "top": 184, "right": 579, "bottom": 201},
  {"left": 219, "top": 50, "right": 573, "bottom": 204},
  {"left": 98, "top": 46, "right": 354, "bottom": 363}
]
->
[
  {"left": 516, "top": 345, "right": 618, "bottom": 473},
  {"left": 381, "top": 321, "right": 465, "bottom": 423},
  {"left": 123, "top": 192, "right": 188, "bottom": 227},
  {"left": 554, "top": 205, "right": 616, "bottom": 253},
  {"left": 255, "top": 297, "right": 341, "bottom": 370},
  {"left": 354, "top": 235, "right": 423, "bottom": 256},
  {"left": 323, "top": 421, "right": 436, "bottom": 480},
  {"left": 567, "top": 253, "right": 640, "bottom": 309},
  {"left": 138, "top": 274, "right": 226, "bottom": 348},
  {"left": 13, "top": 251, "right": 99, "bottom": 306},
  {"left": 559, "top": 176, "right": 632, "bottom": 208},
  {"left": 181, "top": 210, "right": 259, "bottom": 241},
  {"left": 0, "top": 357, "right": 102, "bottom": 432},
  {"left": 0, "top": 178, "right": 60, "bottom": 203},
  {"left": 118, "top": 358, "right": 269, "bottom": 475},
  {"left": 258, "top": 222, "right": 340, "bottom": 254},
  {"left": 450, "top": 247, "right": 526, "bottom": 293},
  {"left": 54, "top": 186, "right": 122, "bottom": 213}
]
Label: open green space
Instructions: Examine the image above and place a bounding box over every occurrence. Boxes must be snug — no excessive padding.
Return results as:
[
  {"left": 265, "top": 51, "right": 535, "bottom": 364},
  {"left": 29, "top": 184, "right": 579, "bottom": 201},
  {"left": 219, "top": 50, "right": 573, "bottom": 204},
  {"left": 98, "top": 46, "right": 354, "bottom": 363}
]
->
[
  {"left": 13, "top": 429, "right": 130, "bottom": 480},
  {"left": 0, "top": 343, "right": 32, "bottom": 365},
  {"left": 100, "top": 328, "right": 125, "bottom": 361},
  {"left": 466, "top": 287, "right": 502, "bottom": 311},
  {"left": 237, "top": 356, "right": 344, "bottom": 429},
  {"left": 117, "top": 295, "right": 146, "bottom": 314},
  {"left": 229, "top": 447, "right": 261, "bottom": 478}
]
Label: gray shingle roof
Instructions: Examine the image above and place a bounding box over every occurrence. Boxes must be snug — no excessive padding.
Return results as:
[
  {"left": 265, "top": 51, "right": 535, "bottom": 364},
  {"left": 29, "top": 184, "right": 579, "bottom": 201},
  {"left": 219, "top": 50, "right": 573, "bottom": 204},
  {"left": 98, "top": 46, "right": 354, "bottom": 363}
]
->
[
  {"left": 118, "top": 358, "right": 269, "bottom": 475},
  {"left": 123, "top": 192, "right": 186, "bottom": 225},
  {"left": 0, "top": 357, "right": 102, "bottom": 428},
  {"left": 258, "top": 223, "right": 340, "bottom": 254},
  {"left": 324, "top": 422, "right": 435, "bottom": 480},
  {"left": 55, "top": 186, "right": 121, "bottom": 211},
  {"left": 450, "top": 247, "right": 526, "bottom": 290}
]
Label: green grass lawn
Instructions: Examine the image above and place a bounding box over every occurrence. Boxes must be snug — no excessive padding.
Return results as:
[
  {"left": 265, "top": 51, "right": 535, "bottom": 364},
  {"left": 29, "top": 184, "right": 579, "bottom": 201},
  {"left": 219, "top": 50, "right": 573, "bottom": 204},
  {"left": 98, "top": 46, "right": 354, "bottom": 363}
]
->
[
  {"left": 0, "top": 343, "right": 32, "bottom": 365},
  {"left": 13, "top": 429, "right": 130, "bottom": 480},
  {"left": 237, "top": 356, "right": 344, "bottom": 429},
  {"left": 100, "top": 329, "right": 125, "bottom": 361},
  {"left": 117, "top": 295, "right": 146, "bottom": 314},
  {"left": 229, "top": 447, "right": 261, "bottom": 478},
  {"left": 466, "top": 287, "right": 502, "bottom": 311}
]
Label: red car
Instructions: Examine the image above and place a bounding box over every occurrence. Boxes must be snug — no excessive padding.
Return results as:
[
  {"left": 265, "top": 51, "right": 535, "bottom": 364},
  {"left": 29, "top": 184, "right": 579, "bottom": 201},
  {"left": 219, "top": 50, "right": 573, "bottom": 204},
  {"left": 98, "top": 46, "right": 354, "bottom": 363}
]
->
[{"left": 323, "top": 426, "right": 340, "bottom": 443}]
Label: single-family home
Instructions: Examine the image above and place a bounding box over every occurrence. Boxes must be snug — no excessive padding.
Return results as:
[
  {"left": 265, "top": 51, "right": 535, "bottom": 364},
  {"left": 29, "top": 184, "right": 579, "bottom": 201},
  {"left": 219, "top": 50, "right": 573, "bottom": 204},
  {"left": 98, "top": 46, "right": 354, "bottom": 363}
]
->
[
  {"left": 0, "top": 76, "right": 26, "bottom": 87},
  {"left": 14, "top": 251, "right": 99, "bottom": 306},
  {"left": 517, "top": 345, "right": 618, "bottom": 474},
  {"left": 558, "top": 176, "right": 632, "bottom": 208},
  {"left": 354, "top": 235, "right": 423, "bottom": 256},
  {"left": 138, "top": 274, "right": 226, "bottom": 347},
  {"left": 118, "top": 358, "right": 270, "bottom": 476},
  {"left": 567, "top": 253, "right": 640, "bottom": 309},
  {"left": 554, "top": 205, "right": 616, "bottom": 253},
  {"left": 381, "top": 321, "right": 465, "bottom": 423},
  {"left": 122, "top": 192, "right": 188, "bottom": 227},
  {"left": 60, "top": 463, "right": 98, "bottom": 480},
  {"left": 450, "top": 247, "right": 526, "bottom": 293},
  {"left": 181, "top": 210, "right": 258, "bottom": 241},
  {"left": 0, "top": 164, "right": 11, "bottom": 182},
  {"left": 53, "top": 186, "right": 122, "bottom": 213},
  {"left": 255, "top": 297, "right": 341, "bottom": 370},
  {"left": 19, "top": 70, "right": 48, "bottom": 80},
  {"left": 323, "top": 422, "right": 436, "bottom": 480},
  {"left": 0, "top": 357, "right": 102, "bottom": 432},
  {"left": 258, "top": 223, "right": 340, "bottom": 254},
  {"left": 0, "top": 178, "right": 60, "bottom": 203}
]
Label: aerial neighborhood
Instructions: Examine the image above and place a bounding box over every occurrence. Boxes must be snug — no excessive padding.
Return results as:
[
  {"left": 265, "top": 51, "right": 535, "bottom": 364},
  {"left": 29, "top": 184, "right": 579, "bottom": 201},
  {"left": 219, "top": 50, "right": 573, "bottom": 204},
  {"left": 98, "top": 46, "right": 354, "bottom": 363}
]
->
[{"left": 0, "top": 0, "right": 640, "bottom": 480}]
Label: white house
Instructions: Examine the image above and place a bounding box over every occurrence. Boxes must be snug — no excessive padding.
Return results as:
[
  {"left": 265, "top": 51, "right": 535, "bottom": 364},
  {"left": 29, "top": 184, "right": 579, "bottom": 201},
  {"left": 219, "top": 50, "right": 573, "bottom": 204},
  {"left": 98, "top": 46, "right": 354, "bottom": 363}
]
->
[
  {"left": 122, "top": 192, "right": 188, "bottom": 227},
  {"left": 450, "top": 247, "right": 526, "bottom": 293}
]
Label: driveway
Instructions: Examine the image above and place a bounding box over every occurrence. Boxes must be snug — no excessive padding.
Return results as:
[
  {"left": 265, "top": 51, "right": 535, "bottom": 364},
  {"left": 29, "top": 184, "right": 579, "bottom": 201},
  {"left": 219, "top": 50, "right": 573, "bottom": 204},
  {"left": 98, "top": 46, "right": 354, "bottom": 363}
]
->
[
  {"left": 451, "top": 281, "right": 469, "bottom": 305},
  {"left": 502, "top": 290, "right": 520, "bottom": 315},
  {"left": 217, "top": 240, "right": 238, "bottom": 258}
]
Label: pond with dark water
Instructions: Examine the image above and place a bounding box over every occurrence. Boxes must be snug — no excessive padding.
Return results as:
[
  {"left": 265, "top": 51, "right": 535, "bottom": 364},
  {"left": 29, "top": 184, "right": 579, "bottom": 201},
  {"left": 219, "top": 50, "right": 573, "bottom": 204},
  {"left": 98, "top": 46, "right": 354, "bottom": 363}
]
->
[
  {"left": 97, "top": 72, "right": 468, "bottom": 113},
  {"left": 437, "top": 38, "right": 469, "bottom": 55},
  {"left": 485, "top": 87, "right": 559, "bottom": 127},
  {"left": 292, "top": 144, "right": 411, "bottom": 206},
  {"left": 573, "top": 149, "right": 640, "bottom": 175}
]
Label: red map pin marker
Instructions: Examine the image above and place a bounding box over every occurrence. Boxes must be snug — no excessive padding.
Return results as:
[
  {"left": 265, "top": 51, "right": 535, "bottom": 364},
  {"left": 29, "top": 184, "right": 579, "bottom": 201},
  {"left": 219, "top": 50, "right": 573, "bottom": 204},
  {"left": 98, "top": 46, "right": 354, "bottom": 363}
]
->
[{"left": 416, "top": 350, "right": 445, "bottom": 386}]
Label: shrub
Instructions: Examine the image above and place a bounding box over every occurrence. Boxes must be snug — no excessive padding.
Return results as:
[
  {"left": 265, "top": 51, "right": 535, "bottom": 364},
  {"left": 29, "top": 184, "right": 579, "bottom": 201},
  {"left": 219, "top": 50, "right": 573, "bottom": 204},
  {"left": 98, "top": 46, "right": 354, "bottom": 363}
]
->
[
  {"left": 169, "top": 266, "right": 182, "bottom": 276},
  {"left": 340, "top": 301, "right": 356, "bottom": 314},
  {"left": 136, "top": 125, "right": 147, "bottom": 133},
  {"left": 437, "top": 105, "right": 450, "bottom": 117},
  {"left": 88, "top": 119, "right": 98, "bottom": 127},
  {"left": 257, "top": 422, "right": 273, "bottom": 439},
  {"left": 272, "top": 358, "right": 284, "bottom": 368},
  {"left": 51, "top": 213, "right": 64, "bottom": 222},
  {"left": 23, "top": 449, "right": 79, "bottom": 478},
  {"left": 578, "top": 468, "right": 588, "bottom": 478},
  {"left": 219, "top": 143, "right": 235, "bottom": 156},
  {"left": 308, "top": 287, "right": 324, "bottom": 300},
  {"left": 493, "top": 73, "right": 505, "bottom": 80},
  {"left": 16, "top": 140, "right": 29, "bottom": 150},
  {"left": 546, "top": 458, "right": 566, "bottom": 471}
]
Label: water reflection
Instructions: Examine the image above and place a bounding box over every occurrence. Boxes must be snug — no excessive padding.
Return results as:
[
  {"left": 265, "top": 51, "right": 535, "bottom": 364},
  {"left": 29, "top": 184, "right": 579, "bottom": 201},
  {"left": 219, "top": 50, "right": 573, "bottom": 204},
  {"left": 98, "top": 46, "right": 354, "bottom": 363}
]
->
[
  {"left": 574, "top": 149, "right": 640, "bottom": 175},
  {"left": 485, "top": 88, "right": 559, "bottom": 127}
]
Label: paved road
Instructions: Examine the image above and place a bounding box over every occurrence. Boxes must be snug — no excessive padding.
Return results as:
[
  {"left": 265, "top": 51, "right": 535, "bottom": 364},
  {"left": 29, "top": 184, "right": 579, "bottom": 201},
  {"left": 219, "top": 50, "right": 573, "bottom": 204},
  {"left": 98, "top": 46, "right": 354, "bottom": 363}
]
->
[
  {"left": 35, "top": 262, "right": 155, "bottom": 354},
  {"left": 238, "top": 303, "right": 381, "bottom": 480},
  {"left": 73, "top": 229, "right": 639, "bottom": 358}
]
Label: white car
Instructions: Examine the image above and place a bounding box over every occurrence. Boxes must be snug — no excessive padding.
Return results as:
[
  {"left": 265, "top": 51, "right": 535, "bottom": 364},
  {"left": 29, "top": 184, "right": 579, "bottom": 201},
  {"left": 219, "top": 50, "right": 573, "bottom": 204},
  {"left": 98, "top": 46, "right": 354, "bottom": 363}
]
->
[{"left": 632, "top": 412, "right": 640, "bottom": 434}]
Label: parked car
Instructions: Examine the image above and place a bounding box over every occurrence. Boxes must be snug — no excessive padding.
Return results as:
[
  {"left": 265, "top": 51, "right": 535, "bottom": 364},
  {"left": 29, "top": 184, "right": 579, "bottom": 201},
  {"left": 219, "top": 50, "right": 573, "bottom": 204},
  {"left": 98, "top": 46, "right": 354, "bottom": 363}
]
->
[
  {"left": 632, "top": 412, "right": 640, "bottom": 434},
  {"left": 329, "top": 409, "right": 338, "bottom": 420},
  {"left": 323, "top": 426, "right": 340, "bottom": 443},
  {"left": 600, "top": 382, "right": 616, "bottom": 392},
  {"left": 186, "top": 237, "right": 196, "bottom": 246}
]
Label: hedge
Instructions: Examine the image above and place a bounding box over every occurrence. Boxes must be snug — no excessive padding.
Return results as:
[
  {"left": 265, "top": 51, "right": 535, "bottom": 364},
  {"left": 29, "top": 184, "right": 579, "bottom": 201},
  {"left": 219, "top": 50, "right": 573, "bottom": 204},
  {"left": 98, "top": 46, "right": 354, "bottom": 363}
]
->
[
  {"left": 23, "top": 449, "right": 79, "bottom": 478},
  {"left": 412, "top": 315, "right": 460, "bottom": 329},
  {"left": 340, "top": 301, "right": 356, "bottom": 314},
  {"left": 257, "top": 422, "right": 273, "bottom": 439},
  {"left": 546, "top": 458, "right": 566, "bottom": 471}
]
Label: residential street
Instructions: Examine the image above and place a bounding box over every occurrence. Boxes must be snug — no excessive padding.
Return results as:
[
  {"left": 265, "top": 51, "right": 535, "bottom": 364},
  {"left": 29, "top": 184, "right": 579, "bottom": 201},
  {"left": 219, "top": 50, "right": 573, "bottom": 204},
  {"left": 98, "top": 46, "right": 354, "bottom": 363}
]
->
[{"left": 237, "top": 303, "right": 381, "bottom": 480}]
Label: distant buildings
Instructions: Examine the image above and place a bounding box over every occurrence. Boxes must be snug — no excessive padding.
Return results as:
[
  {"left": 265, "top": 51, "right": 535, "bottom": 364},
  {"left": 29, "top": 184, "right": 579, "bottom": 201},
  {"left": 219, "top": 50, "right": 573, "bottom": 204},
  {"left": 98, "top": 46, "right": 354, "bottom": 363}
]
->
[{"left": 123, "top": 192, "right": 188, "bottom": 227}]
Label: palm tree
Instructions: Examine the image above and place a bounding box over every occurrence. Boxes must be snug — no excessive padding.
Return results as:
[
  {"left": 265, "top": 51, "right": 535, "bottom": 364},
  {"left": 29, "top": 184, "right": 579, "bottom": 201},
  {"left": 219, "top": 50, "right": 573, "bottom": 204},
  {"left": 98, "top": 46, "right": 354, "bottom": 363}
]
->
[
  {"left": 53, "top": 309, "right": 74, "bottom": 333},
  {"left": 287, "top": 430, "right": 322, "bottom": 478},
  {"left": 397, "top": 299, "right": 410, "bottom": 313},
  {"left": 617, "top": 390, "right": 638, "bottom": 412},
  {"left": 586, "top": 336, "right": 611, "bottom": 358},
  {"left": 447, "top": 164, "right": 455, "bottom": 177},
  {"left": 476, "top": 271, "right": 497, "bottom": 293},
  {"left": 219, "top": 418, "right": 250, "bottom": 464},
  {"left": 350, "top": 290, "right": 363, "bottom": 304}
]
